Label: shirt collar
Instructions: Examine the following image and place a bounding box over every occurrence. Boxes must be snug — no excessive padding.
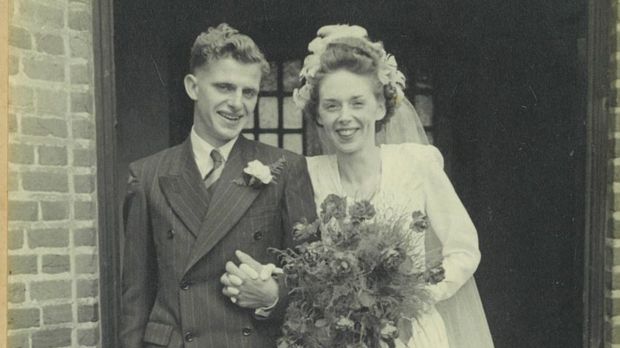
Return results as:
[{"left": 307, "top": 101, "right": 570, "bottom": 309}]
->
[{"left": 190, "top": 127, "right": 238, "bottom": 178}]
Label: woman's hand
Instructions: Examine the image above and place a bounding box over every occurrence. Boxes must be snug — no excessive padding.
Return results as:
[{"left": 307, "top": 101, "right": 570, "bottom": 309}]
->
[{"left": 220, "top": 250, "right": 280, "bottom": 309}]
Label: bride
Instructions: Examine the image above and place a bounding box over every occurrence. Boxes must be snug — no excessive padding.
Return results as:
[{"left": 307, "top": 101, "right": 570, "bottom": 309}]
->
[{"left": 222, "top": 25, "right": 494, "bottom": 347}]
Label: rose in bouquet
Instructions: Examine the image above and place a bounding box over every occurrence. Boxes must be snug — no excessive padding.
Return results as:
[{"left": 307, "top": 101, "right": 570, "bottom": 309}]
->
[{"left": 272, "top": 194, "right": 444, "bottom": 348}]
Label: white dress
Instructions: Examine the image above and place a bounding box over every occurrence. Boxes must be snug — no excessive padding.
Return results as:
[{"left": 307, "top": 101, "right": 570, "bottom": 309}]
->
[{"left": 306, "top": 143, "right": 482, "bottom": 348}]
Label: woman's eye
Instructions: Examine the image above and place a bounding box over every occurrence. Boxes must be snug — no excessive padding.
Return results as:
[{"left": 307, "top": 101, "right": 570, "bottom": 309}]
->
[
  {"left": 352, "top": 101, "right": 365, "bottom": 108},
  {"left": 325, "top": 104, "right": 339, "bottom": 111}
]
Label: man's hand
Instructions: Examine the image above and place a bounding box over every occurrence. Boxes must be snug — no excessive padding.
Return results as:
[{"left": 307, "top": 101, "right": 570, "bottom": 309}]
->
[{"left": 219, "top": 250, "right": 280, "bottom": 309}]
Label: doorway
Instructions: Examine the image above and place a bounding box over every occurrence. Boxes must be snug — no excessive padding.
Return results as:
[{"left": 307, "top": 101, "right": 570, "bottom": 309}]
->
[{"left": 104, "top": 1, "right": 588, "bottom": 347}]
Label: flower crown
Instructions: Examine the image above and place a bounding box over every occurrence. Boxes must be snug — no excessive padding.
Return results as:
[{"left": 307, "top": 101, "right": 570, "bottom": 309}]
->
[{"left": 293, "top": 24, "right": 407, "bottom": 110}]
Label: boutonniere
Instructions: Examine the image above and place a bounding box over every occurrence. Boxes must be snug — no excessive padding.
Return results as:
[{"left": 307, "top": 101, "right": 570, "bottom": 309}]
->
[{"left": 233, "top": 157, "right": 286, "bottom": 189}]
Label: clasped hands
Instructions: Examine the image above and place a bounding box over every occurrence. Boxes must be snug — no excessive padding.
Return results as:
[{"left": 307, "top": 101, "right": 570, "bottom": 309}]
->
[{"left": 220, "top": 250, "right": 283, "bottom": 309}]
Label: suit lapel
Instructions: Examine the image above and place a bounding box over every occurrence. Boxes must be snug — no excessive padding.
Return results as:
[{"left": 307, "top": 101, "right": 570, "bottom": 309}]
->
[
  {"left": 159, "top": 139, "right": 210, "bottom": 238},
  {"left": 184, "top": 137, "right": 263, "bottom": 274}
]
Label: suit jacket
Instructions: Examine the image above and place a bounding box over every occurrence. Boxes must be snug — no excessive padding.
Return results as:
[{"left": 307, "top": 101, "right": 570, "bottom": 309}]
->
[{"left": 120, "top": 136, "right": 317, "bottom": 348}]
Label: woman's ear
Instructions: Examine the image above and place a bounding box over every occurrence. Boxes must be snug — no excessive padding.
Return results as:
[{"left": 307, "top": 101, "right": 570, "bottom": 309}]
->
[
  {"left": 183, "top": 74, "right": 199, "bottom": 101},
  {"left": 375, "top": 101, "right": 386, "bottom": 121}
]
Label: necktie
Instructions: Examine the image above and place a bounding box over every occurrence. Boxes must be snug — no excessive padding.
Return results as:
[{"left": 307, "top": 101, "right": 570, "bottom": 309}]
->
[{"left": 204, "top": 149, "right": 224, "bottom": 188}]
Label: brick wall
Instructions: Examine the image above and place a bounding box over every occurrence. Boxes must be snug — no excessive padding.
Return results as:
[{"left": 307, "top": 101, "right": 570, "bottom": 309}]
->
[{"left": 7, "top": 0, "right": 99, "bottom": 347}]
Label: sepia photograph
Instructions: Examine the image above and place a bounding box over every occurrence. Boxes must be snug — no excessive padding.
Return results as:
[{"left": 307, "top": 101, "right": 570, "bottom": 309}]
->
[{"left": 2, "top": 0, "right": 612, "bottom": 347}]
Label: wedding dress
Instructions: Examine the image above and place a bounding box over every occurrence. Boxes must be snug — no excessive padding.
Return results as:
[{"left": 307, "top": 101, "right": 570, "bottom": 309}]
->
[{"left": 307, "top": 99, "right": 494, "bottom": 348}]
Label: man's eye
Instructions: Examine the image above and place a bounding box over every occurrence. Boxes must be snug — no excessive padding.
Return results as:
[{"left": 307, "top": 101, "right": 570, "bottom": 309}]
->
[
  {"left": 243, "top": 90, "right": 257, "bottom": 98},
  {"left": 352, "top": 101, "right": 365, "bottom": 108},
  {"left": 216, "top": 84, "right": 235, "bottom": 92}
]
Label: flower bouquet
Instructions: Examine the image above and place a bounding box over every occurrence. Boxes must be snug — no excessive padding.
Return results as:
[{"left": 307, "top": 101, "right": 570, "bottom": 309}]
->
[{"left": 272, "top": 194, "right": 443, "bottom": 348}]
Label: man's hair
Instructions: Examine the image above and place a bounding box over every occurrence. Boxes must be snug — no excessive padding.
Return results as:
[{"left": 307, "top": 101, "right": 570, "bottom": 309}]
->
[{"left": 189, "top": 23, "right": 270, "bottom": 75}]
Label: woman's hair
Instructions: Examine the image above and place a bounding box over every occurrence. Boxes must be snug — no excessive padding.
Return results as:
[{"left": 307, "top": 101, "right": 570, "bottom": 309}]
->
[
  {"left": 303, "top": 37, "right": 399, "bottom": 131},
  {"left": 189, "top": 23, "right": 269, "bottom": 75}
]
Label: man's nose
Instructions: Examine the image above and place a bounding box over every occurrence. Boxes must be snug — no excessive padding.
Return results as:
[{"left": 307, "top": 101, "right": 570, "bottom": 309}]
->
[{"left": 228, "top": 90, "right": 243, "bottom": 110}]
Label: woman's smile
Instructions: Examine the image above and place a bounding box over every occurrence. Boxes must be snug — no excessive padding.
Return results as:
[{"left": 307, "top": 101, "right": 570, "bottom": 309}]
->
[{"left": 335, "top": 127, "right": 360, "bottom": 139}]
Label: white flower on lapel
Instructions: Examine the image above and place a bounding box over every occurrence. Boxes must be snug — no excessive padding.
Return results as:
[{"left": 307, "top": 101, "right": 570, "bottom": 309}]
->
[
  {"left": 234, "top": 157, "right": 286, "bottom": 189},
  {"left": 244, "top": 160, "right": 273, "bottom": 184}
]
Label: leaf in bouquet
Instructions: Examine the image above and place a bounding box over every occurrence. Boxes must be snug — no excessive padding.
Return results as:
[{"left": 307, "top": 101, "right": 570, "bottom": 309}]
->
[
  {"left": 358, "top": 290, "right": 376, "bottom": 308},
  {"left": 397, "top": 256, "right": 415, "bottom": 274},
  {"left": 315, "top": 318, "right": 329, "bottom": 328},
  {"left": 397, "top": 318, "right": 413, "bottom": 344}
]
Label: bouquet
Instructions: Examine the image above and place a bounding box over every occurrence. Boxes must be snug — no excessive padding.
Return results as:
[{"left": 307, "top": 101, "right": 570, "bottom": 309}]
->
[{"left": 272, "top": 194, "right": 444, "bottom": 348}]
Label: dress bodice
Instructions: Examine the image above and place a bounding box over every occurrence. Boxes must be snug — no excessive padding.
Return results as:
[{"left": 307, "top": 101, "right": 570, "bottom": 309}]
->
[{"left": 306, "top": 143, "right": 480, "bottom": 303}]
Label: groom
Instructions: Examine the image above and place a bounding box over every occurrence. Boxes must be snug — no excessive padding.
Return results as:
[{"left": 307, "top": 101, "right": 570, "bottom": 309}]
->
[{"left": 120, "top": 23, "right": 316, "bottom": 347}]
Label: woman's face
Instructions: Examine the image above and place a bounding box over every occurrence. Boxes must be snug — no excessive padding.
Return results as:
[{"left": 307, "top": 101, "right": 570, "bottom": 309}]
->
[{"left": 317, "top": 69, "right": 385, "bottom": 155}]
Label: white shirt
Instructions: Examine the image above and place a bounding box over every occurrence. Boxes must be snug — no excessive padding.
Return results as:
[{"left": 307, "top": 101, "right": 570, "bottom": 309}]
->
[{"left": 190, "top": 127, "right": 237, "bottom": 179}]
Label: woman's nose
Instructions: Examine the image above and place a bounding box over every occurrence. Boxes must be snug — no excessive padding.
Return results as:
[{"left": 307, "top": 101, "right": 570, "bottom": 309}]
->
[{"left": 338, "top": 105, "right": 354, "bottom": 122}]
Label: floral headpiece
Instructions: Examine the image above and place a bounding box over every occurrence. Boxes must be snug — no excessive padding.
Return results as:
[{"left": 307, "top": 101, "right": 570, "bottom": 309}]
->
[{"left": 293, "top": 24, "right": 406, "bottom": 110}]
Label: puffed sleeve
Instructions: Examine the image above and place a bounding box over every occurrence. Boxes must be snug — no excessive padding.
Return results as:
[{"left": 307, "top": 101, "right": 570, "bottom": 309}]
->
[{"left": 421, "top": 145, "right": 481, "bottom": 303}]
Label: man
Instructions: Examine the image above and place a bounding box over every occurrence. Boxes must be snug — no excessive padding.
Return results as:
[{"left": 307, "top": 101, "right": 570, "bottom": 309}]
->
[{"left": 120, "top": 23, "right": 316, "bottom": 347}]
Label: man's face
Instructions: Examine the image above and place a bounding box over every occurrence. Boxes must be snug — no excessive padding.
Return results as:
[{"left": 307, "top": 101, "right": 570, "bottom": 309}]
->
[{"left": 184, "top": 57, "right": 262, "bottom": 147}]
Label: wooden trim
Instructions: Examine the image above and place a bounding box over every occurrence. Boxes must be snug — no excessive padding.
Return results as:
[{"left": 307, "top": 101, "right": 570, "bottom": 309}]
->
[
  {"left": 92, "top": 0, "right": 120, "bottom": 346},
  {"left": 583, "top": 0, "right": 610, "bottom": 346}
]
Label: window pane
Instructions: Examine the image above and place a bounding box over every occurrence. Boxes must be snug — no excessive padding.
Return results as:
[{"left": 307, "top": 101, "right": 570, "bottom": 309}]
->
[
  {"left": 260, "top": 62, "right": 278, "bottom": 92},
  {"left": 259, "top": 97, "right": 278, "bottom": 128},
  {"left": 283, "top": 60, "right": 302, "bottom": 92},
  {"left": 258, "top": 133, "right": 278, "bottom": 147},
  {"left": 413, "top": 94, "right": 433, "bottom": 127},
  {"left": 283, "top": 97, "right": 302, "bottom": 129},
  {"left": 243, "top": 113, "right": 255, "bottom": 129},
  {"left": 283, "top": 134, "right": 303, "bottom": 154}
]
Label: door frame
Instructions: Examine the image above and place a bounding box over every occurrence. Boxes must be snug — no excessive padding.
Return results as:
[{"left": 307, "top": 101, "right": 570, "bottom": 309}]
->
[
  {"left": 93, "top": 0, "right": 120, "bottom": 347},
  {"left": 92, "top": 1, "right": 610, "bottom": 347},
  {"left": 582, "top": 0, "right": 610, "bottom": 346}
]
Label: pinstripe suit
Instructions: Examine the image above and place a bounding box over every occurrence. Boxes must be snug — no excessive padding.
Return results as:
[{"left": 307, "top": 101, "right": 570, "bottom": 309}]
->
[{"left": 120, "top": 136, "right": 317, "bottom": 348}]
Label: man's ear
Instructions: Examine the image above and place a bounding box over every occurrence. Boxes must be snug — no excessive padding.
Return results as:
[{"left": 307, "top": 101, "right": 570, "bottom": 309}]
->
[{"left": 183, "top": 74, "right": 199, "bottom": 101}]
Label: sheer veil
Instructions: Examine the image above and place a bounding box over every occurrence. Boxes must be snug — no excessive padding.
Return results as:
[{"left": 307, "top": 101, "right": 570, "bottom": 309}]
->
[{"left": 315, "top": 98, "right": 495, "bottom": 348}]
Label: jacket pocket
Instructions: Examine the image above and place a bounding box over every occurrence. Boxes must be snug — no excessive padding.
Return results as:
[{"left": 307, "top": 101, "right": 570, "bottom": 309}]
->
[{"left": 143, "top": 322, "right": 174, "bottom": 346}]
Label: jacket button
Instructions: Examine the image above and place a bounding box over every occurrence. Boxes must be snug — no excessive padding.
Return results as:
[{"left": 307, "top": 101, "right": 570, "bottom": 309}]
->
[
  {"left": 253, "top": 231, "right": 263, "bottom": 241},
  {"left": 167, "top": 229, "right": 175, "bottom": 239},
  {"left": 184, "top": 331, "right": 194, "bottom": 342},
  {"left": 180, "top": 280, "right": 192, "bottom": 290},
  {"left": 242, "top": 327, "right": 252, "bottom": 336}
]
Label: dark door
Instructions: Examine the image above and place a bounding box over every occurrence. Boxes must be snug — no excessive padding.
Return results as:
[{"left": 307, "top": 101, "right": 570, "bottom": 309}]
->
[{"left": 113, "top": 1, "right": 587, "bottom": 346}]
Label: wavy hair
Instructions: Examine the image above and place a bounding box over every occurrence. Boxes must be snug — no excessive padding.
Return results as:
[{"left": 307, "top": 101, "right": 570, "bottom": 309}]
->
[
  {"left": 189, "top": 23, "right": 269, "bottom": 75},
  {"left": 303, "top": 38, "right": 400, "bottom": 131}
]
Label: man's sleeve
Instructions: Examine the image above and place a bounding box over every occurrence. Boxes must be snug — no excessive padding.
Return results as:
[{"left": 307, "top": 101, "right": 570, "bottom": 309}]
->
[
  {"left": 120, "top": 164, "right": 158, "bottom": 348},
  {"left": 264, "top": 154, "right": 317, "bottom": 321}
]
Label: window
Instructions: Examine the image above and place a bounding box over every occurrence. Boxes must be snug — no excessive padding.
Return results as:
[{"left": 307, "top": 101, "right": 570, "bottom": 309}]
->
[
  {"left": 247, "top": 56, "right": 435, "bottom": 154},
  {"left": 243, "top": 60, "right": 306, "bottom": 154}
]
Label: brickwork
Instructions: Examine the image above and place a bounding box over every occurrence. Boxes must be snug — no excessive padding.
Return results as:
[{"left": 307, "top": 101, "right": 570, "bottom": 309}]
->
[{"left": 7, "top": 0, "right": 99, "bottom": 347}]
